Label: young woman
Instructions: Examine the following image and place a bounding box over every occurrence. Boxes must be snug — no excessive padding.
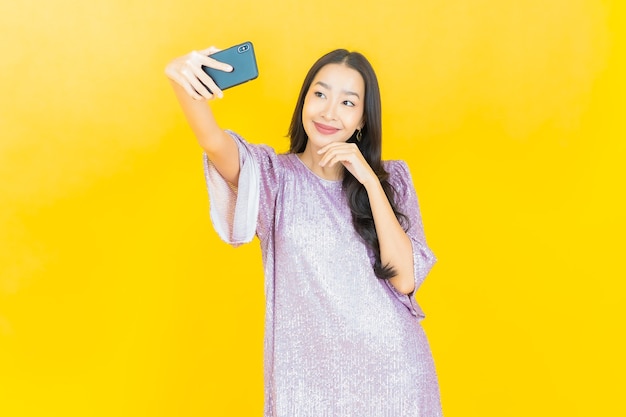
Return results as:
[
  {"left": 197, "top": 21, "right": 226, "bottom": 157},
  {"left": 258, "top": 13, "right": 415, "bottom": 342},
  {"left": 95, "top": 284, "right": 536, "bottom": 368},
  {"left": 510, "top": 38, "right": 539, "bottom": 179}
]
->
[{"left": 166, "top": 45, "right": 443, "bottom": 417}]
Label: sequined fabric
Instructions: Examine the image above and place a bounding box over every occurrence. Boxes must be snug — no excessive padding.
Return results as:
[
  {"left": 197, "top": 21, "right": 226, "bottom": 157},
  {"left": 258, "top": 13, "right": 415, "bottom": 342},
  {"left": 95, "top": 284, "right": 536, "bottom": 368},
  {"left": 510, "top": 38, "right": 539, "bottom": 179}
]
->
[{"left": 204, "top": 131, "right": 442, "bottom": 417}]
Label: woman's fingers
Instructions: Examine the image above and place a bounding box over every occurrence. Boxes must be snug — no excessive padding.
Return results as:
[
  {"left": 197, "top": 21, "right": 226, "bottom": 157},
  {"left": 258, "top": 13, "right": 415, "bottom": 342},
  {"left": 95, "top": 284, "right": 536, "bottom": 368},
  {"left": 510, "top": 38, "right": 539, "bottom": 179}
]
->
[
  {"left": 318, "top": 142, "right": 377, "bottom": 185},
  {"left": 181, "top": 66, "right": 213, "bottom": 100},
  {"left": 165, "top": 55, "right": 211, "bottom": 99},
  {"left": 165, "top": 47, "right": 233, "bottom": 101},
  {"left": 318, "top": 143, "right": 358, "bottom": 167},
  {"left": 185, "top": 51, "right": 221, "bottom": 99},
  {"left": 194, "top": 49, "right": 234, "bottom": 72}
]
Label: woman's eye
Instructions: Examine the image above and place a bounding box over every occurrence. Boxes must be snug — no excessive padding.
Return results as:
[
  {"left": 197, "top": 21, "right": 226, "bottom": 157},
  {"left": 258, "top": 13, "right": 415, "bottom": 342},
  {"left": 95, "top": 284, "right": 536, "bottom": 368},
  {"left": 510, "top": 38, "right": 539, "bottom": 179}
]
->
[
  {"left": 343, "top": 100, "right": 355, "bottom": 107},
  {"left": 314, "top": 91, "right": 325, "bottom": 98}
]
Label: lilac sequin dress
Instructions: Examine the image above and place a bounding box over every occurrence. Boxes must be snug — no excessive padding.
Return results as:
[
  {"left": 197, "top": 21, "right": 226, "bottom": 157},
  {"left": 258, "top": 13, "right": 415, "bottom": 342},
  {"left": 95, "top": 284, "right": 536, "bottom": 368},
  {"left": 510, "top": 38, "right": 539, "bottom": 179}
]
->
[{"left": 204, "top": 131, "right": 442, "bottom": 417}]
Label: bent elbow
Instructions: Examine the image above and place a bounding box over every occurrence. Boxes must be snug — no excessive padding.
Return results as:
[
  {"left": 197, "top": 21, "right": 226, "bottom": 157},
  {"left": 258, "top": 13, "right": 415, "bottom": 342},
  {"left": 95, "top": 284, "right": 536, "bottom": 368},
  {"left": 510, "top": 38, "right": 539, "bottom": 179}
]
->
[{"left": 389, "top": 275, "right": 415, "bottom": 295}]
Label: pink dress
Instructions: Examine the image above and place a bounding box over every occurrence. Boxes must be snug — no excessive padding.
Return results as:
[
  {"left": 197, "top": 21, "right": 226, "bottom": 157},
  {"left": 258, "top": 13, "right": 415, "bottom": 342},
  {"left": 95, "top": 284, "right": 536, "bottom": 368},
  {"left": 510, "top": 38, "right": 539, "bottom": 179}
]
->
[{"left": 204, "top": 131, "right": 442, "bottom": 417}]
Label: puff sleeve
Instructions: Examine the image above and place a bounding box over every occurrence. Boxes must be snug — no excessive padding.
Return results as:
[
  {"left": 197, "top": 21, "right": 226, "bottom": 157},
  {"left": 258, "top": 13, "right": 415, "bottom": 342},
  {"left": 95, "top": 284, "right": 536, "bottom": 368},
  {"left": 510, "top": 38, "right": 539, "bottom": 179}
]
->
[{"left": 382, "top": 160, "right": 437, "bottom": 319}]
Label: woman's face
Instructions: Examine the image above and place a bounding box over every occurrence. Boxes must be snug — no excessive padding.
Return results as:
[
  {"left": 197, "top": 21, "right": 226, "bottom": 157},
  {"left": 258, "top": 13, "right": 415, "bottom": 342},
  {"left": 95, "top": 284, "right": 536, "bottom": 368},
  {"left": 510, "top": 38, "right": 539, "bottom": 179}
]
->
[{"left": 301, "top": 63, "right": 365, "bottom": 150}]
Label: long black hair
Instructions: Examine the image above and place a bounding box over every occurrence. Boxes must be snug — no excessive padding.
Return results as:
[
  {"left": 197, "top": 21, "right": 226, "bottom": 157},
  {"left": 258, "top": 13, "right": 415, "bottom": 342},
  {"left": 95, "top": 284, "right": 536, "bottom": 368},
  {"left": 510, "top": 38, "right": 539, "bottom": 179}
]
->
[{"left": 288, "top": 49, "right": 408, "bottom": 280}]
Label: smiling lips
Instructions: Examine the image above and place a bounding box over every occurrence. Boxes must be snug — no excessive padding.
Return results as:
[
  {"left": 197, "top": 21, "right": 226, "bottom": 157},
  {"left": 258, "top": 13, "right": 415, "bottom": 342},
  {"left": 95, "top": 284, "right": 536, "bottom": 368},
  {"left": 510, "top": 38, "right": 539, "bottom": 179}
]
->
[{"left": 313, "top": 122, "right": 340, "bottom": 135}]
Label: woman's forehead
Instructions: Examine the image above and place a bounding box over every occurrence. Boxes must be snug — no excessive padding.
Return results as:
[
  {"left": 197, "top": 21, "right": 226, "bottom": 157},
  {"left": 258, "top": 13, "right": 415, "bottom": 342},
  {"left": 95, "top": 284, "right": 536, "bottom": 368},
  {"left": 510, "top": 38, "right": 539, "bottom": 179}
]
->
[{"left": 312, "top": 64, "right": 365, "bottom": 94}]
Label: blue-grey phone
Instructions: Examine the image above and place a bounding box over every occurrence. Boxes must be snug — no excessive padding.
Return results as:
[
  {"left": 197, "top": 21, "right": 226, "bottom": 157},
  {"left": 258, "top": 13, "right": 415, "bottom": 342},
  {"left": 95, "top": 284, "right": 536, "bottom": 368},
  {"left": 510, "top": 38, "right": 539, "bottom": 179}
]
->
[{"left": 201, "top": 41, "right": 259, "bottom": 92}]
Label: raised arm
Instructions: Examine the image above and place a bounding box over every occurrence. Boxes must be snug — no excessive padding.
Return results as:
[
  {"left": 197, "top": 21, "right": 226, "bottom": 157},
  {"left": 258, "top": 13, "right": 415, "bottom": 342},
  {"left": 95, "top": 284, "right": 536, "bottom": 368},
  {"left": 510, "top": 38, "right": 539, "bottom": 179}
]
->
[{"left": 165, "top": 47, "right": 240, "bottom": 185}]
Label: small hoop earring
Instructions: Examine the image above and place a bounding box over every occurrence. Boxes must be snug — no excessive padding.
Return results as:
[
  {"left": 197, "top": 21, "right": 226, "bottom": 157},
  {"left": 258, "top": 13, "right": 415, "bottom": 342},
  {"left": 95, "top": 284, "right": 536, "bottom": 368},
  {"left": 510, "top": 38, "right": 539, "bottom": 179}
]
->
[{"left": 356, "top": 130, "right": 363, "bottom": 142}]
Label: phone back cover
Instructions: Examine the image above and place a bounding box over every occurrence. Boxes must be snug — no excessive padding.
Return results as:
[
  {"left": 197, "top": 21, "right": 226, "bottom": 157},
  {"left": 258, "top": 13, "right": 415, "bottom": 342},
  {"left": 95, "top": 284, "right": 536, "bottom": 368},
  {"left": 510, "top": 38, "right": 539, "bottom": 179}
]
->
[{"left": 203, "top": 41, "right": 259, "bottom": 91}]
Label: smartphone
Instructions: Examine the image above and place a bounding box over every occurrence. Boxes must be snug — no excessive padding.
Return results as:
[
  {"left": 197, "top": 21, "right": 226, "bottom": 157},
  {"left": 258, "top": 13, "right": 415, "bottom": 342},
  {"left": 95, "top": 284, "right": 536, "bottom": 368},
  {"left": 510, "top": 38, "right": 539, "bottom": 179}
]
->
[{"left": 201, "top": 41, "right": 259, "bottom": 92}]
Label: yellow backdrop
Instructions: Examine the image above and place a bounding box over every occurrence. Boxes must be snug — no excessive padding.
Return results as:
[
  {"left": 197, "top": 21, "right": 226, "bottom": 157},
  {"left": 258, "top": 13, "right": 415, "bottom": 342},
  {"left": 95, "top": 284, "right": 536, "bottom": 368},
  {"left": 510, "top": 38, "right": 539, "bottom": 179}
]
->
[{"left": 1, "top": 0, "right": 624, "bottom": 416}]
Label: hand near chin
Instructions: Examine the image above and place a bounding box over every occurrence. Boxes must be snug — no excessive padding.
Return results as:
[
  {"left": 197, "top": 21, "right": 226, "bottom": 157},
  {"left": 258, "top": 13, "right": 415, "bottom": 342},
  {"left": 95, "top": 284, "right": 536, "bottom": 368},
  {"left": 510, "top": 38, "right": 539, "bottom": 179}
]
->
[{"left": 317, "top": 142, "right": 378, "bottom": 186}]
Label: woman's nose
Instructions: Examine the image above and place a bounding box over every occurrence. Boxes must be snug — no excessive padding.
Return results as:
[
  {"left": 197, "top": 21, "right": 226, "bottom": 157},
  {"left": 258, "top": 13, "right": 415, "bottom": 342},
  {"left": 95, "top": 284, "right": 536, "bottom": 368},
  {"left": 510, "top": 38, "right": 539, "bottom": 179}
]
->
[{"left": 321, "top": 101, "right": 337, "bottom": 120}]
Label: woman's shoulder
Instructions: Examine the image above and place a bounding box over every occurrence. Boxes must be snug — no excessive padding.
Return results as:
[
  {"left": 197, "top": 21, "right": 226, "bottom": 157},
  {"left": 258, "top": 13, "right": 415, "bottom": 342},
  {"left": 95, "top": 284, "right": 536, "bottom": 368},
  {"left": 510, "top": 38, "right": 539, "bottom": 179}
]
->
[
  {"left": 383, "top": 159, "right": 411, "bottom": 179},
  {"left": 225, "top": 129, "right": 275, "bottom": 152},
  {"left": 225, "top": 129, "right": 294, "bottom": 171},
  {"left": 382, "top": 159, "right": 416, "bottom": 195},
  {"left": 225, "top": 129, "right": 289, "bottom": 159}
]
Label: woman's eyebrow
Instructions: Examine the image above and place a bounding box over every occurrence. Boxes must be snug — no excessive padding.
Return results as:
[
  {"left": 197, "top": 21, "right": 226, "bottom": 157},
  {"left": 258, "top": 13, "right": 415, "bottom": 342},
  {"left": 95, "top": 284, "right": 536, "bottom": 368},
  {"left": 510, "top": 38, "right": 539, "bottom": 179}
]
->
[{"left": 314, "top": 81, "right": 360, "bottom": 99}]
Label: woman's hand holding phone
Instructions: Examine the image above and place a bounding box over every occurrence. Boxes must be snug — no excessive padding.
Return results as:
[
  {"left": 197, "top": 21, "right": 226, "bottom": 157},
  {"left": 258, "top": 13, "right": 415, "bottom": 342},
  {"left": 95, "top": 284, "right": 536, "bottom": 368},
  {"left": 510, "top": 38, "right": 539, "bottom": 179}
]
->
[{"left": 165, "top": 46, "right": 233, "bottom": 101}]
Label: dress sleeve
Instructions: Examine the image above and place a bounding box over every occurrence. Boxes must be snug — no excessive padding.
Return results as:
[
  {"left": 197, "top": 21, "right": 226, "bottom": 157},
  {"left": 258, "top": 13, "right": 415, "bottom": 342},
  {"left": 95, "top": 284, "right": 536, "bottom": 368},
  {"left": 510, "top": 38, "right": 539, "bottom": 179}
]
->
[
  {"left": 203, "top": 130, "right": 281, "bottom": 247},
  {"left": 383, "top": 160, "right": 437, "bottom": 319}
]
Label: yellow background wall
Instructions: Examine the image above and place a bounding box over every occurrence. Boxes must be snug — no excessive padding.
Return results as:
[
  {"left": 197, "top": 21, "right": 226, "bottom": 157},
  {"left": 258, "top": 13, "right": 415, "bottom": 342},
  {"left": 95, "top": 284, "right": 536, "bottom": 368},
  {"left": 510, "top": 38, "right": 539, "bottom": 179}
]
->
[{"left": 1, "top": 0, "right": 624, "bottom": 416}]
